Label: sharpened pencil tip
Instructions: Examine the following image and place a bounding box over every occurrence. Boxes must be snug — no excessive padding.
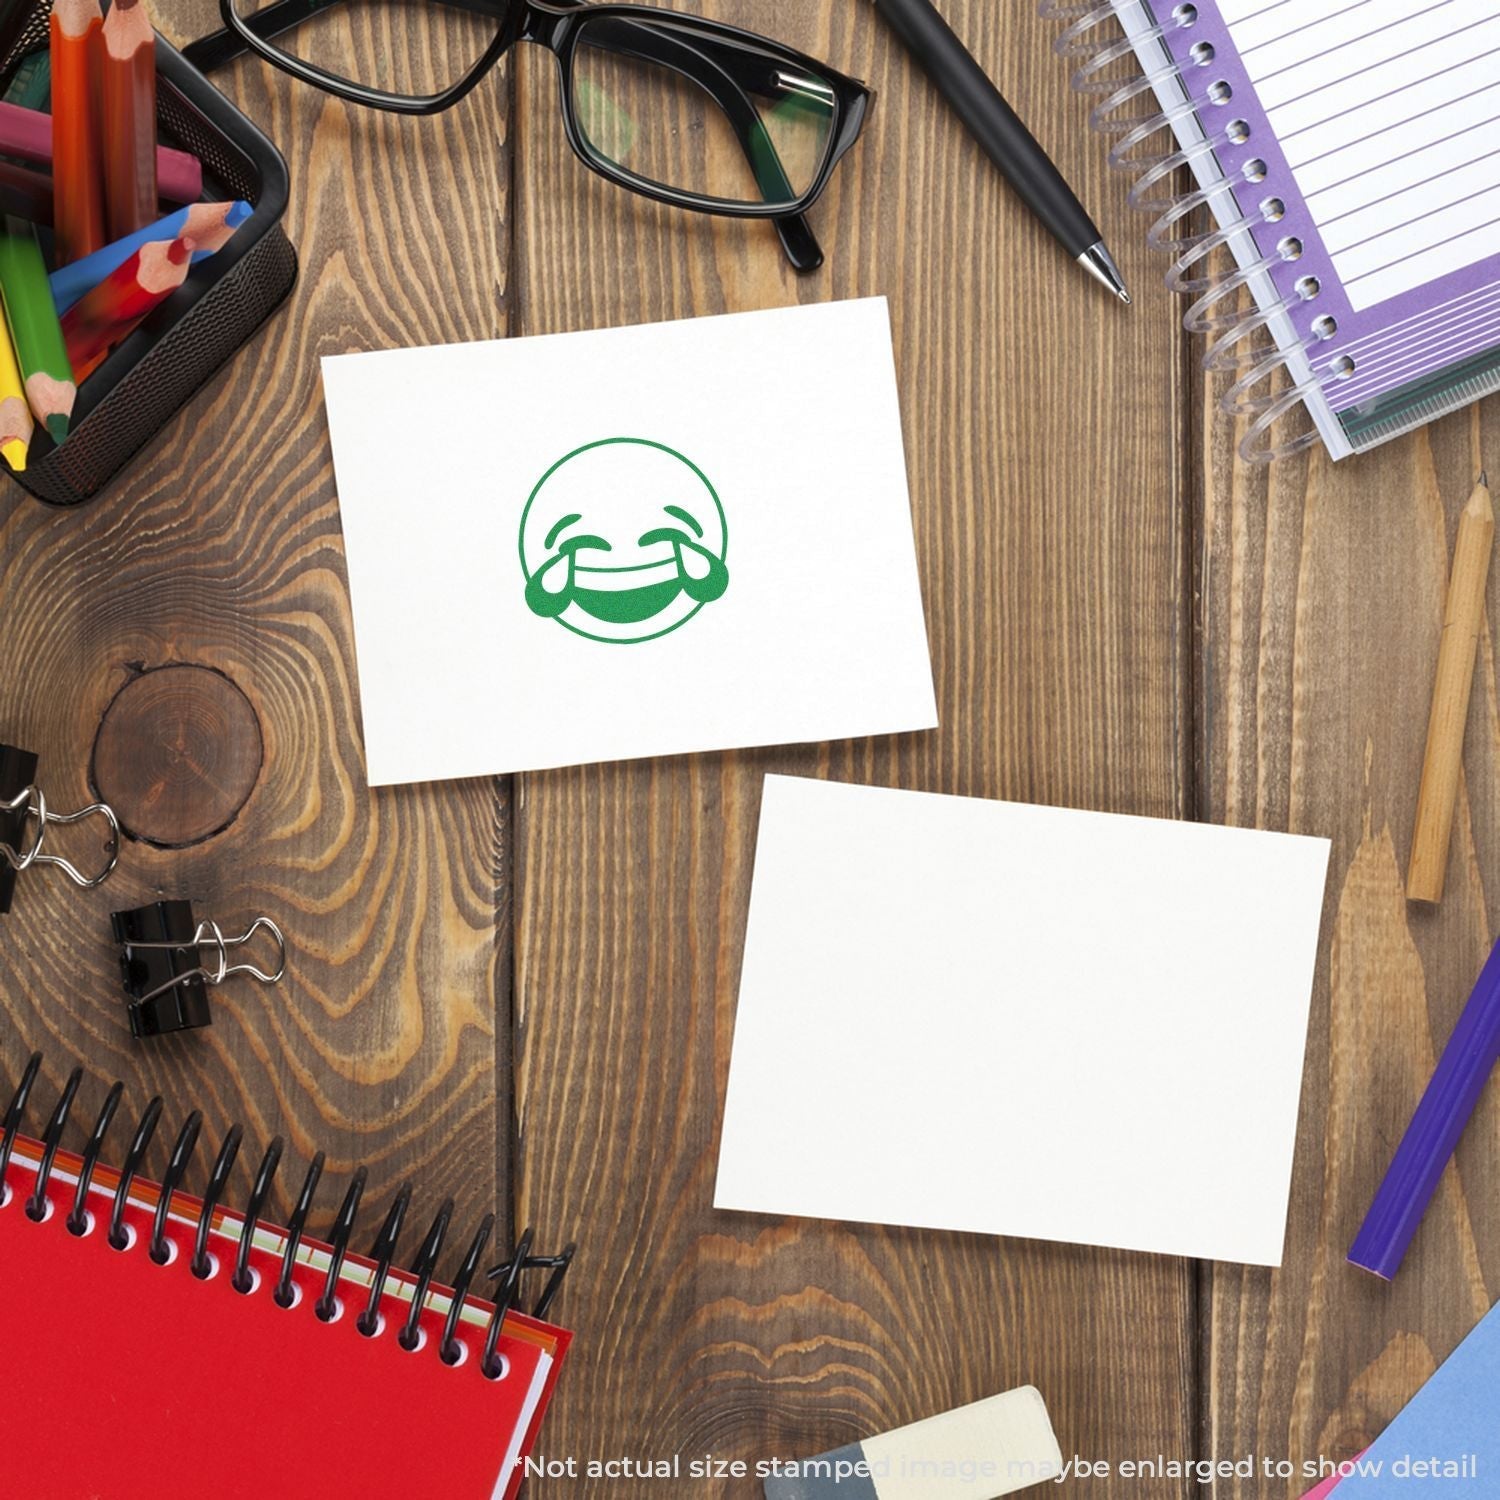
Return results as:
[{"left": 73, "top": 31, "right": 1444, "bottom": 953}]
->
[
  {"left": 45, "top": 414, "right": 67, "bottom": 445},
  {"left": 1481, "top": 470, "right": 1489, "bottom": 488}
]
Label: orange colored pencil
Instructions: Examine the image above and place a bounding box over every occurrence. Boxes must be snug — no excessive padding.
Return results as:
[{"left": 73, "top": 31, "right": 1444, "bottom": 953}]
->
[
  {"left": 51, "top": 0, "right": 107, "bottom": 264},
  {"left": 101, "top": 0, "right": 157, "bottom": 240},
  {"left": 62, "top": 235, "right": 192, "bottom": 382}
]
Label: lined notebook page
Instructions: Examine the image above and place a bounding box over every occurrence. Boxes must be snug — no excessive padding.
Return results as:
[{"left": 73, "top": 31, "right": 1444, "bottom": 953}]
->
[{"left": 1220, "top": 0, "right": 1500, "bottom": 310}]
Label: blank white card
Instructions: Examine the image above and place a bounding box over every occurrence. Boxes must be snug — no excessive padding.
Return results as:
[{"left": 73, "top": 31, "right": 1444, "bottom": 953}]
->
[{"left": 715, "top": 776, "right": 1331, "bottom": 1267}]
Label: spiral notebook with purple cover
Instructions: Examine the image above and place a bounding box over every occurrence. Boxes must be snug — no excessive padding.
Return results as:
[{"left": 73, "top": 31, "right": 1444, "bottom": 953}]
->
[{"left": 1056, "top": 0, "right": 1500, "bottom": 462}]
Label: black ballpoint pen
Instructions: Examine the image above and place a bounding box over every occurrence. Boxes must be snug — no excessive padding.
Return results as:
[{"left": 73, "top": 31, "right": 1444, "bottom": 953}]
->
[{"left": 871, "top": 0, "right": 1131, "bottom": 303}]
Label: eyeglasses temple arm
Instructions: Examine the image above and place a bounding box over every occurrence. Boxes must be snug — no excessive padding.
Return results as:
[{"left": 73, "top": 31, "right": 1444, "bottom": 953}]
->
[
  {"left": 181, "top": 0, "right": 301, "bottom": 74},
  {"left": 181, "top": 1, "right": 823, "bottom": 272}
]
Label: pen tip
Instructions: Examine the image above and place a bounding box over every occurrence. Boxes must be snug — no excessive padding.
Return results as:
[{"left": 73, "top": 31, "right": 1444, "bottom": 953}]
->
[{"left": 1078, "top": 242, "right": 1130, "bottom": 304}]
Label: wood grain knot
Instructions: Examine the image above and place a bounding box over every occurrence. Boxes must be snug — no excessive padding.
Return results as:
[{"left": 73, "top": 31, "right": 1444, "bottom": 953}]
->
[{"left": 92, "top": 665, "right": 264, "bottom": 847}]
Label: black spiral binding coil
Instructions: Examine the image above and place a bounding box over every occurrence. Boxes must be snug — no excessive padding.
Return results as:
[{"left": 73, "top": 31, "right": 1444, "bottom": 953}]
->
[
  {"left": 1, "top": 1054, "right": 576, "bottom": 1379},
  {"left": 1040, "top": 0, "right": 1333, "bottom": 462},
  {"left": 151, "top": 1109, "right": 203, "bottom": 1262}
]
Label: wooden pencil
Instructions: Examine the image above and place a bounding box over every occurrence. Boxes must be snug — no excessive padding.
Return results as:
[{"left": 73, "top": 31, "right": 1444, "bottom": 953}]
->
[
  {"left": 101, "top": 0, "right": 158, "bottom": 240},
  {"left": 0, "top": 158, "right": 57, "bottom": 226},
  {"left": 0, "top": 219, "right": 76, "bottom": 442},
  {"left": 1407, "top": 471, "right": 1495, "bottom": 904},
  {"left": 3, "top": 48, "right": 51, "bottom": 110},
  {"left": 51, "top": 200, "right": 249, "bottom": 314},
  {"left": 0, "top": 312, "right": 33, "bottom": 471},
  {"left": 0, "top": 101, "right": 202, "bottom": 204},
  {"left": 0, "top": 163, "right": 212, "bottom": 236},
  {"left": 50, "top": 0, "right": 106, "bottom": 264},
  {"left": 62, "top": 234, "right": 192, "bottom": 381}
]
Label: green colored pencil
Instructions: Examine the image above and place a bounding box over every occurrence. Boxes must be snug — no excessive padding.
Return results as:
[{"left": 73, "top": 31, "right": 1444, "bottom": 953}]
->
[
  {"left": 3, "top": 49, "right": 50, "bottom": 109},
  {"left": 0, "top": 217, "right": 75, "bottom": 443}
]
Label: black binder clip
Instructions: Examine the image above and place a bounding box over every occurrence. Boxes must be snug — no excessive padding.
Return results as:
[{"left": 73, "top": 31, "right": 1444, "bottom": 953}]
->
[
  {"left": 111, "top": 900, "right": 287, "bottom": 1039},
  {"left": 1, "top": 742, "right": 120, "bottom": 916}
]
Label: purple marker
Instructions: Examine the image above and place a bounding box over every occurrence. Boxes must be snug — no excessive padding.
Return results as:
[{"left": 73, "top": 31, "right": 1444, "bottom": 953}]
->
[{"left": 1349, "top": 935, "right": 1500, "bottom": 1279}]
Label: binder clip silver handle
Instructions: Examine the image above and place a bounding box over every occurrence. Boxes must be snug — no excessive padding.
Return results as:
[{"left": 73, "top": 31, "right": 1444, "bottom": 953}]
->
[
  {"left": 124, "top": 917, "right": 288, "bottom": 1007},
  {"left": 1, "top": 785, "right": 121, "bottom": 890}
]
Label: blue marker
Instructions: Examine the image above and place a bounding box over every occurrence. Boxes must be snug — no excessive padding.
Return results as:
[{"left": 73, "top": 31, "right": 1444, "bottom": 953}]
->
[
  {"left": 50, "top": 200, "right": 252, "bottom": 314},
  {"left": 1349, "top": 933, "right": 1500, "bottom": 1279}
]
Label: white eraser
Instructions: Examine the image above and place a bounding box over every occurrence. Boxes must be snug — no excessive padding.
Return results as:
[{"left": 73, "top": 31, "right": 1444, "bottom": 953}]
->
[
  {"left": 764, "top": 1386, "right": 1063, "bottom": 1500},
  {"left": 863, "top": 1387, "right": 1063, "bottom": 1499}
]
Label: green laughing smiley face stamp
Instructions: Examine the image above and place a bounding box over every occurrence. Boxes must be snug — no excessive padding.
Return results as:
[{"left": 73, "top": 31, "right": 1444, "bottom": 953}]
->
[{"left": 520, "top": 438, "right": 730, "bottom": 644}]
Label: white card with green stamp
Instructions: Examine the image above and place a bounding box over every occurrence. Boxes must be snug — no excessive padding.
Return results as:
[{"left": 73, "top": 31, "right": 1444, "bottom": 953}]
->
[{"left": 322, "top": 297, "right": 937, "bottom": 785}]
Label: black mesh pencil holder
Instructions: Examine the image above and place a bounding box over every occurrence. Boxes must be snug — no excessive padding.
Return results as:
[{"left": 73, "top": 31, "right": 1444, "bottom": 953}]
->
[{"left": 0, "top": 23, "right": 296, "bottom": 508}]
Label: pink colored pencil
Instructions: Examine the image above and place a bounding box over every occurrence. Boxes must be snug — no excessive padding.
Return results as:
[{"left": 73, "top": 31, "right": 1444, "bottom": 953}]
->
[{"left": 0, "top": 101, "right": 201, "bottom": 205}]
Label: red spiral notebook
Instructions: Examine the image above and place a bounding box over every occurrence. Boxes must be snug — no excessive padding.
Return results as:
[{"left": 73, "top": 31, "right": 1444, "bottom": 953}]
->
[{"left": 0, "top": 1076, "right": 572, "bottom": 1500}]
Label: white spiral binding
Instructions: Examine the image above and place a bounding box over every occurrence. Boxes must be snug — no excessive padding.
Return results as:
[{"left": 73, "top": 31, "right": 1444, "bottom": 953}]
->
[{"left": 1041, "top": 0, "right": 1332, "bottom": 463}]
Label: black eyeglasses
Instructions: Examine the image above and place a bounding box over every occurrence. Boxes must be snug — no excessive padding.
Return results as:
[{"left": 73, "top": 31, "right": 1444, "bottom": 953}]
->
[{"left": 182, "top": 0, "right": 872, "bottom": 271}]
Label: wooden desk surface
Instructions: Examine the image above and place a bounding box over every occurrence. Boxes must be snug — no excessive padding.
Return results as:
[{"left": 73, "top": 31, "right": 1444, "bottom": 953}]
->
[{"left": 2, "top": 2, "right": 1496, "bottom": 1494}]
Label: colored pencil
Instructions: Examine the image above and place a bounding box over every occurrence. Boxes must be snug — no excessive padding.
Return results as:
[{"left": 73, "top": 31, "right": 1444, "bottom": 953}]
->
[
  {"left": 4, "top": 49, "right": 51, "bottom": 110},
  {"left": 50, "top": 0, "right": 106, "bottom": 264},
  {"left": 62, "top": 235, "right": 192, "bottom": 381},
  {"left": 0, "top": 101, "right": 201, "bottom": 204},
  {"left": 0, "top": 162, "right": 207, "bottom": 234},
  {"left": 0, "top": 219, "right": 75, "bottom": 442},
  {"left": 1349, "top": 934, "right": 1500, "bottom": 1279},
  {"left": 1407, "top": 472, "right": 1494, "bottom": 903},
  {"left": 0, "top": 158, "right": 56, "bottom": 226},
  {"left": 51, "top": 200, "right": 250, "bottom": 314},
  {"left": 0, "top": 314, "right": 33, "bottom": 471},
  {"left": 101, "top": 0, "right": 158, "bottom": 240}
]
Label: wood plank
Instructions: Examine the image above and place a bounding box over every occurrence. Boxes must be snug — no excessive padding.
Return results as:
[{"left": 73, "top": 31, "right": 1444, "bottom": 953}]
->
[
  {"left": 511, "top": 2, "right": 1197, "bottom": 1489},
  {"left": 0, "top": 9, "right": 514, "bottom": 1256},
  {"left": 1200, "top": 362, "right": 1500, "bottom": 1485}
]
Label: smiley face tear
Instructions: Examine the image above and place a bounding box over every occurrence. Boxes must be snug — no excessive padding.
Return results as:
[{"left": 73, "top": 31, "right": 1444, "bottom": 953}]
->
[
  {"left": 529, "top": 517, "right": 729, "bottom": 624},
  {"left": 519, "top": 442, "right": 730, "bottom": 644}
]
